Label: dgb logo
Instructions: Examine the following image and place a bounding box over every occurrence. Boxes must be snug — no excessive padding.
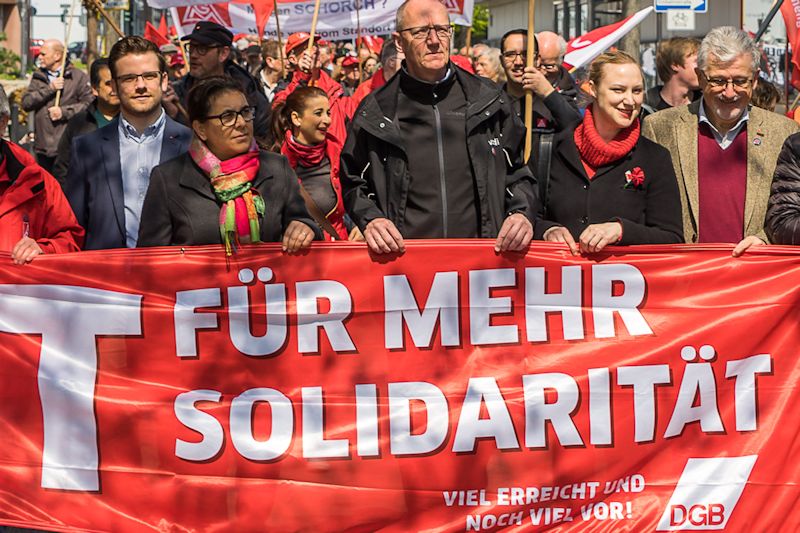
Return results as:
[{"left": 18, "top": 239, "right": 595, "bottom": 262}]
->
[{"left": 669, "top": 504, "right": 726, "bottom": 527}]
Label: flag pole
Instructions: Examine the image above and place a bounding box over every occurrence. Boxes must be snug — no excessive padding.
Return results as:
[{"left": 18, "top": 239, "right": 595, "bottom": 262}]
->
[
  {"left": 55, "top": 0, "right": 78, "bottom": 108},
  {"left": 356, "top": 0, "right": 363, "bottom": 82},
  {"left": 306, "top": 0, "right": 322, "bottom": 52},
  {"left": 464, "top": 27, "right": 472, "bottom": 55},
  {"left": 273, "top": 0, "right": 286, "bottom": 79},
  {"left": 523, "top": 0, "right": 536, "bottom": 162}
]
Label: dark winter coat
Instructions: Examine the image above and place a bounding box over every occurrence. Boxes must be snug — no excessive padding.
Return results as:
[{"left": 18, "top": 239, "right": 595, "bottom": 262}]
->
[
  {"left": 766, "top": 132, "right": 800, "bottom": 244},
  {"left": 340, "top": 63, "right": 538, "bottom": 237},
  {"left": 534, "top": 124, "right": 684, "bottom": 245},
  {"left": 52, "top": 100, "right": 117, "bottom": 187},
  {"left": 137, "top": 150, "right": 319, "bottom": 247}
]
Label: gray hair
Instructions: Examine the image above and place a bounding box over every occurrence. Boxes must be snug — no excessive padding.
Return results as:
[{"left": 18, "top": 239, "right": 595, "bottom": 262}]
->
[
  {"left": 698, "top": 26, "right": 760, "bottom": 73},
  {"left": 0, "top": 85, "right": 9, "bottom": 118}
]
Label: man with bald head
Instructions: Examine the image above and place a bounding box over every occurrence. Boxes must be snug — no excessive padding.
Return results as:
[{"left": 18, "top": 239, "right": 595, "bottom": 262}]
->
[
  {"left": 22, "top": 39, "right": 92, "bottom": 174},
  {"left": 535, "top": 31, "right": 578, "bottom": 108},
  {"left": 341, "top": 0, "right": 537, "bottom": 255}
]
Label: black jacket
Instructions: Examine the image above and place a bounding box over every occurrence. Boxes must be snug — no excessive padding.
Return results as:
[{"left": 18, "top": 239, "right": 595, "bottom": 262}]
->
[
  {"left": 535, "top": 124, "right": 684, "bottom": 245},
  {"left": 766, "top": 132, "right": 800, "bottom": 244},
  {"left": 53, "top": 100, "right": 117, "bottom": 187},
  {"left": 173, "top": 61, "right": 271, "bottom": 140},
  {"left": 550, "top": 65, "right": 580, "bottom": 110},
  {"left": 340, "top": 63, "right": 538, "bottom": 238},
  {"left": 137, "top": 150, "right": 319, "bottom": 246}
]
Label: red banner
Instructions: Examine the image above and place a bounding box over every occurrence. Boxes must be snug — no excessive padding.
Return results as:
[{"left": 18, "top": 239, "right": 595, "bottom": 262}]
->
[
  {"left": 1, "top": 242, "right": 800, "bottom": 531},
  {"left": 781, "top": 0, "right": 800, "bottom": 90}
]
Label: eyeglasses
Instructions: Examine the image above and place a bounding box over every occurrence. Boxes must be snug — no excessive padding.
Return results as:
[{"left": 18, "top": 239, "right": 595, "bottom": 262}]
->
[
  {"left": 397, "top": 24, "right": 452, "bottom": 41},
  {"left": 186, "top": 43, "right": 222, "bottom": 56},
  {"left": 205, "top": 106, "right": 256, "bottom": 127},
  {"left": 538, "top": 62, "right": 560, "bottom": 71},
  {"left": 701, "top": 72, "right": 753, "bottom": 90},
  {"left": 502, "top": 51, "right": 528, "bottom": 62},
  {"left": 115, "top": 71, "right": 163, "bottom": 87}
]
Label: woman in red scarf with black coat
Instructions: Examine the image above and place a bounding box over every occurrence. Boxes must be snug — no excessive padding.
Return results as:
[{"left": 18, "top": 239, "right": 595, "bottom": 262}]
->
[{"left": 524, "top": 51, "right": 684, "bottom": 254}]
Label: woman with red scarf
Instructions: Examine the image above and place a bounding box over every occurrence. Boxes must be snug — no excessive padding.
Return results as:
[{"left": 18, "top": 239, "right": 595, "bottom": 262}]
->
[
  {"left": 272, "top": 85, "right": 362, "bottom": 241},
  {"left": 138, "top": 77, "right": 317, "bottom": 253},
  {"left": 525, "top": 51, "right": 683, "bottom": 254}
]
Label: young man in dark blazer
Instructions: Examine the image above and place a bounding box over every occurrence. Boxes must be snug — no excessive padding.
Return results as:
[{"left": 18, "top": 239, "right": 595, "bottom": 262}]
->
[{"left": 65, "top": 36, "right": 191, "bottom": 250}]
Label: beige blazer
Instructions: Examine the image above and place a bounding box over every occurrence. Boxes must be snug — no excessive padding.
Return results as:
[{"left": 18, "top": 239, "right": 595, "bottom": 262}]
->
[{"left": 641, "top": 100, "right": 799, "bottom": 243}]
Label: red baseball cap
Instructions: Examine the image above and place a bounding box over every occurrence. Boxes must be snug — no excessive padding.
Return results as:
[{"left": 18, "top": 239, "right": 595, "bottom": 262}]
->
[
  {"left": 342, "top": 55, "right": 359, "bottom": 68},
  {"left": 285, "top": 32, "right": 310, "bottom": 55}
]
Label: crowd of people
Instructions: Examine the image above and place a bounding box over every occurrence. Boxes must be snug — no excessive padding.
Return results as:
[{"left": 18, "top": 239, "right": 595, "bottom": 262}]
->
[{"left": 3, "top": 0, "right": 800, "bottom": 265}]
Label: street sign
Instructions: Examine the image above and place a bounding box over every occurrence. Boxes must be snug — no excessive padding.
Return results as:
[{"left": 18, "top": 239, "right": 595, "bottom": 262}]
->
[
  {"left": 654, "top": 0, "right": 707, "bottom": 13},
  {"left": 666, "top": 10, "right": 696, "bottom": 30}
]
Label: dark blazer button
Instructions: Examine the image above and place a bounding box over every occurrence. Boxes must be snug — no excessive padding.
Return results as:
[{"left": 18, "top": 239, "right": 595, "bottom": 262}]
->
[{"left": 580, "top": 216, "right": 588, "bottom": 224}]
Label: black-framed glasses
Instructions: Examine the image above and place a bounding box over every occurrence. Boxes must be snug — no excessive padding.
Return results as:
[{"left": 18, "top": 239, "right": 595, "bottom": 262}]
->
[
  {"left": 397, "top": 24, "right": 452, "bottom": 41},
  {"left": 186, "top": 43, "right": 222, "bottom": 56},
  {"left": 701, "top": 71, "right": 753, "bottom": 90},
  {"left": 205, "top": 106, "right": 256, "bottom": 127},
  {"left": 115, "top": 71, "right": 163, "bottom": 87},
  {"left": 538, "top": 62, "right": 560, "bottom": 71},
  {"left": 502, "top": 50, "right": 528, "bottom": 62}
]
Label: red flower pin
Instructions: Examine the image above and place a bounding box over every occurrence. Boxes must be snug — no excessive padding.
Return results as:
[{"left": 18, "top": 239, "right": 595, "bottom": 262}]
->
[{"left": 625, "top": 167, "right": 645, "bottom": 189}]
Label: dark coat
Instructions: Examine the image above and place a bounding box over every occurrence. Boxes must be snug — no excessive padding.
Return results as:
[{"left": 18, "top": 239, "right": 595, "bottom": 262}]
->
[
  {"left": 534, "top": 125, "right": 684, "bottom": 245},
  {"left": 549, "top": 65, "right": 580, "bottom": 110},
  {"left": 340, "top": 63, "right": 538, "bottom": 237},
  {"left": 173, "top": 61, "right": 271, "bottom": 140},
  {"left": 21, "top": 63, "right": 93, "bottom": 157},
  {"left": 766, "top": 132, "right": 800, "bottom": 244},
  {"left": 52, "top": 100, "right": 117, "bottom": 187},
  {"left": 137, "top": 150, "right": 319, "bottom": 247},
  {"left": 65, "top": 115, "right": 192, "bottom": 250}
]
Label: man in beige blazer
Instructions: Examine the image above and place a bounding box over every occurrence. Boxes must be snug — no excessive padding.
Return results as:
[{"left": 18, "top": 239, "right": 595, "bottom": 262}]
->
[{"left": 643, "top": 26, "right": 799, "bottom": 255}]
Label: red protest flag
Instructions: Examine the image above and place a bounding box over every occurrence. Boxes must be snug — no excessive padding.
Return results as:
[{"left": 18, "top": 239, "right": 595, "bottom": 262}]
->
[
  {"left": 144, "top": 21, "right": 170, "bottom": 48},
  {"left": 781, "top": 0, "right": 800, "bottom": 90},
  {"left": 158, "top": 12, "right": 168, "bottom": 36}
]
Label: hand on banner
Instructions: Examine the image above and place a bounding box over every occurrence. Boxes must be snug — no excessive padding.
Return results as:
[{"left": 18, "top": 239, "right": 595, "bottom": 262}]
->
[
  {"left": 543, "top": 225, "right": 579, "bottom": 255},
  {"left": 11, "top": 237, "right": 43, "bottom": 265},
  {"left": 578, "top": 222, "right": 622, "bottom": 254},
  {"left": 50, "top": 77, "right": 64, "bottom": 91},
  {"left": 348, "top": 226, "right": 365, "bottom": 242},
  {"left": 522, "top": 66, "right": 555, "bottom": 98},
  {"left": 732, "top": 235, "right": 766, "bottom": 257},
  {"left": 162, "top": 83, "right": 180, "bottom": 119},
  {"left": 282, "top": 221, "right": 315, "bottom": 253},
  {"left": 365, "top": 217, "right": 405, "bottom": 254},
  {"left": 47, "top": 106, "right": 63, "bottom": 121},
  {"left": 495, "top": 213, "right": 533, "bottom": 252}
]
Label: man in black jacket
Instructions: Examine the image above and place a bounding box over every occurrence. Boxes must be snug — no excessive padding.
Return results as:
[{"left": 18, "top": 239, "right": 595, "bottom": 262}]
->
[
  {"left": 340, "top": 0, "right": 537, "bottom": 254},
  {"left": 52, "top": 58, "right": 120, "bottom": 187},
  {"left": 163, "top": 21, "right": 270, "bottom": 141}
]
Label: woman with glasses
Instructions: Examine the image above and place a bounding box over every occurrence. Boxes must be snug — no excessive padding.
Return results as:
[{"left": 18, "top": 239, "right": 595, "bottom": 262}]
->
[
  {"left": 138, "top": 76, "right": 318, "bottom": 253},
  {"left": 528, "top": 51, "right": 684, "bottom": 253}
]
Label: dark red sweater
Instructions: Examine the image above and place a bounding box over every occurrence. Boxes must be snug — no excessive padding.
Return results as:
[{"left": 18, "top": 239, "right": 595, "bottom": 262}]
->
[{"left": 697, "top": 123, "right": 747, "bottom": 243}]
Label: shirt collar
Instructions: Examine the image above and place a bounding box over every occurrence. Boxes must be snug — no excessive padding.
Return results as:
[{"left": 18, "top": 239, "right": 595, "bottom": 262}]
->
[
  {"left": 119, "top": 109, "right": 166, "bottom": 140},
  {"left": 698, "top": 98, "right": 749, "bottom": 136}
]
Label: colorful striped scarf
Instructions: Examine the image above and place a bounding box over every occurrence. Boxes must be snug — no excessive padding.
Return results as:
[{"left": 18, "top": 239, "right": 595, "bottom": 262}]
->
[{"left": 189, "top": 136, "right": 264, "bottom": 255}]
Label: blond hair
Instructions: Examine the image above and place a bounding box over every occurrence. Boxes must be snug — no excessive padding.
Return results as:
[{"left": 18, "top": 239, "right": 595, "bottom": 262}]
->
[{"left": 588, "top": 50, "right": 642, "bottom": 88}]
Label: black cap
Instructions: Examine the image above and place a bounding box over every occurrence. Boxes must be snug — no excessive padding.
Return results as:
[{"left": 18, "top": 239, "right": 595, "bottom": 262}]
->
[
  {"left": 245, "top": 44, "right": 261, "bottom": 55},
  {"left": 181, "top": 21, "right": 233, "bottom": 47}
]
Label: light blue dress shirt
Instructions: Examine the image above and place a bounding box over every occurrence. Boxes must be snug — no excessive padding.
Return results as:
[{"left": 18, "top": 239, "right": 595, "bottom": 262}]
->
[{"left": 118, "top": 110, "right": 166, "bottom": 247}]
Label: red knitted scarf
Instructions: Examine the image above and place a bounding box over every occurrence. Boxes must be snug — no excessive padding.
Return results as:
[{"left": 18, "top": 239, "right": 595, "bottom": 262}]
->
[
  {"left": 573, "top": 104, "right": 640, "bottom": 174},
  {"left": 281, "top": 130, "right": 327, "bottom": 168}
]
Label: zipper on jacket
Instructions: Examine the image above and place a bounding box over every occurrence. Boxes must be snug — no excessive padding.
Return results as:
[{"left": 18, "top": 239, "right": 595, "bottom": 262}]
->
[{"left": 433, "top": 103, "right": 448, "bottom": 238}]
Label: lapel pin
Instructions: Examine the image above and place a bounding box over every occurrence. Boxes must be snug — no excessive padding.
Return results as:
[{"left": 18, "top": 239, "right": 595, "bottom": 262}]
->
[{"left": 753, "top": 138, "right": 762, "bottom": 146}]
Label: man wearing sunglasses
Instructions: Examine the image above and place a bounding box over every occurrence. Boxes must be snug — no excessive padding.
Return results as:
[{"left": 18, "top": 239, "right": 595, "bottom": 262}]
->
[
  {"left": 643, "top": 26, "right": 799, "bottom": 256},
  {"left": 164, "top": 21, "right": 270, "bottom": 142},
  {"left": 341, "top": 0, "right": 537, "bottom": 255},
  {"left": 65, "top": 36, "right": 191, "bottom": 250}
]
